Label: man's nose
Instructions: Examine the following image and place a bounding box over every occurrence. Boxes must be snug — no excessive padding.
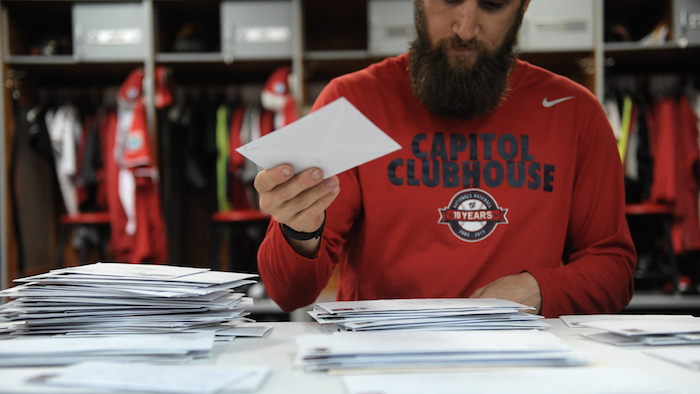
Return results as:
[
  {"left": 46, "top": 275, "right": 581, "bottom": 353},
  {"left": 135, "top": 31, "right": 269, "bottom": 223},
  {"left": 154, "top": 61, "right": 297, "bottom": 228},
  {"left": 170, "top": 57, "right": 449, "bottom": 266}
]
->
[{"left": 452, "top": 1, "right": 481, "bottom": 42}]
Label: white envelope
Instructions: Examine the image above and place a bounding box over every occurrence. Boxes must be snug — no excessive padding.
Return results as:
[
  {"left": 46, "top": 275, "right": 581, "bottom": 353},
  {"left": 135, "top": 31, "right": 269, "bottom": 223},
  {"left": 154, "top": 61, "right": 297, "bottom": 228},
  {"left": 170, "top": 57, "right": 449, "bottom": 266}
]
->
[
  {"left": 579, "top": 317, "right": 700, "bottom": 336},
  {"left": 235, "top": 97, "right": 402, "bottom": 178}
]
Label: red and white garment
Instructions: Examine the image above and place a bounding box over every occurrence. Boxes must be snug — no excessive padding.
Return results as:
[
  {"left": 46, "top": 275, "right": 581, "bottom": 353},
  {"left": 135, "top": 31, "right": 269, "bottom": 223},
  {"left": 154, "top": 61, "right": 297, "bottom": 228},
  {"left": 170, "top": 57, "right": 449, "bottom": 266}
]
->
[
  {"left": 226, "top": 67, "right": 299, "bottom": 209},
  {"left": 109, "top": 67, "right": 170, "bottom": 263},
  {"left": 261, "top": 66, "right": 298, "bottom": 129}
]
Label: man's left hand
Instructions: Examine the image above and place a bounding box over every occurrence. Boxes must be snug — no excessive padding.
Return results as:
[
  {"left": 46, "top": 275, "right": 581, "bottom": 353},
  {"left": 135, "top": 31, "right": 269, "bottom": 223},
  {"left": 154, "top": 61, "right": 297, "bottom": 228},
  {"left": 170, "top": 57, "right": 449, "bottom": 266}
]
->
[{"left": 470, "top": 272, "right": 542, "bottom": 314}]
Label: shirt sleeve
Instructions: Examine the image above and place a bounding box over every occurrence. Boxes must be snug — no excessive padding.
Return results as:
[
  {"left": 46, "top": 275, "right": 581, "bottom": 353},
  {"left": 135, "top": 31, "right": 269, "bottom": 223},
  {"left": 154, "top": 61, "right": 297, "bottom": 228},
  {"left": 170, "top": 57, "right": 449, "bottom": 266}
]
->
[
  {"left": 527, "top": 97, "right": 637, "bottom": 317},
  {"left": 256, "top": 80, "right": 361, "bottom": 312}
]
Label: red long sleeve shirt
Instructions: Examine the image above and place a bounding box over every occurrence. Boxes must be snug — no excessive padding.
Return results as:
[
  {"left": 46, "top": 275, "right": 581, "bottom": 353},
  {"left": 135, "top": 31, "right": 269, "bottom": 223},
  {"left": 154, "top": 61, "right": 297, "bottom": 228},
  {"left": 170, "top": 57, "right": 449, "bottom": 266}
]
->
[{"left": 258, "top": 54, "right": 636, "bottom": 318}]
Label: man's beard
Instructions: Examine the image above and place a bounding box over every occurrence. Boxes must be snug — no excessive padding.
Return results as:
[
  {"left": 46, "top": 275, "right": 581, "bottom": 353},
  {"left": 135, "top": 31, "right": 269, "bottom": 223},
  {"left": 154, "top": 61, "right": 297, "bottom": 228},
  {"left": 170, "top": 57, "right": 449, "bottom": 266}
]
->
[{"left": 409, "top": 2, "right": 523, "bottom": 119}]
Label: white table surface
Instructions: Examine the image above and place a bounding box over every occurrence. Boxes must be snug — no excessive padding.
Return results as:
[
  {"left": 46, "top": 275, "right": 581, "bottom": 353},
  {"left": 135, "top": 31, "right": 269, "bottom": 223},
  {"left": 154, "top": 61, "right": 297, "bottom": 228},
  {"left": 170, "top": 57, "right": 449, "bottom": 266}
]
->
[{"left": 1, "top": 318, "right": 699, "bottom": 393}]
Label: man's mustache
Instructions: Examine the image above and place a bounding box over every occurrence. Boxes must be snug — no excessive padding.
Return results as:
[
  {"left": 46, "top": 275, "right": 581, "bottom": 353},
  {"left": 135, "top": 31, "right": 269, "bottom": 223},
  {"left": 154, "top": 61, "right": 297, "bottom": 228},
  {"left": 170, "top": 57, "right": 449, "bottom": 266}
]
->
[{"left": 440, "top": 36, "right": 490, "bottom": 54}]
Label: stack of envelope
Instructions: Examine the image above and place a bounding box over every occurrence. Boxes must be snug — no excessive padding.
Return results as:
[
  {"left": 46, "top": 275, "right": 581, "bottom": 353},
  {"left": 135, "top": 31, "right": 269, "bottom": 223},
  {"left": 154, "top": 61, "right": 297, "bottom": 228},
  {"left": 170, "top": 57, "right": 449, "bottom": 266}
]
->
[
  {"left": 0, "top": 262, "right": 259, "bottom": 339},
  {"left": 308, "top": 298, "right": 548, "bottom": 332},
  {"left": 564, "top": 315, "right": 700, "bottom": 371},
  {"left": 575, "top": 316, "right": 700, "bottom": 346},
  {"left": 295, "top": 329, "right": 588, "bottom": 371},
  {"left": 0, "top": 331, "right": 216, "bottom": 367}
]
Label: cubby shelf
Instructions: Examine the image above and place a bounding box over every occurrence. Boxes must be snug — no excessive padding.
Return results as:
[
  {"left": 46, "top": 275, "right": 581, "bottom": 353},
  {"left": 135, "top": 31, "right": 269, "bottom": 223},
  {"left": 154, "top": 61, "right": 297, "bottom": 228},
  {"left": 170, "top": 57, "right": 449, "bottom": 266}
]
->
[{"left": 1, "top": 1, "right": 700, "bottom": 313}]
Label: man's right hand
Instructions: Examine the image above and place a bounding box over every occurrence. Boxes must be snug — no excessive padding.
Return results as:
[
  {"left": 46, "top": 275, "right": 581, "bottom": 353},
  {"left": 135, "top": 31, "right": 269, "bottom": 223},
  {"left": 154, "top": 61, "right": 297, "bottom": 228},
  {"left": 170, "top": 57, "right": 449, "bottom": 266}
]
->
[{"left": 254, "top": 164, "right": 340, "bottom": 257}]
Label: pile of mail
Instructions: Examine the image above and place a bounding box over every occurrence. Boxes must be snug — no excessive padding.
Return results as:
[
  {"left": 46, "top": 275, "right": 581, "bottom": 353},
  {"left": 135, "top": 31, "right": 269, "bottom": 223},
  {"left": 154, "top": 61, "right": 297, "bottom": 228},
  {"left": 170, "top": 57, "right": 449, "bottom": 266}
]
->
[
  {"left": 0, "top": 262, "right": 258, "bottom": 338},
  {"left": 0, "top": 331, "right": 216, "bottom": 367},
  {"left": 295, "top": 329, "right": 588, "bottom": 371},
  {"left": 340, "top": 368, "right": 688, "bottom": 394},
  {"left": 572, "top": 315, "right": 700, "bottom": 346},
  {"left": 308, "top": 298, "right": 549, "bottom": 332},
  {"left": 560, "top": 314, "right": 700, "bottom": 371}
]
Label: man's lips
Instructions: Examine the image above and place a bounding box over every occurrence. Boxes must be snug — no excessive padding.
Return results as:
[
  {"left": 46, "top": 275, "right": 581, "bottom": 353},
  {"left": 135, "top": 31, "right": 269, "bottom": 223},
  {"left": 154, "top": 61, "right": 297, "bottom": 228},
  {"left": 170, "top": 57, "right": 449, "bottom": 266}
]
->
[{"left": 453, "top": 44, "right": 474, "bottom": 53}]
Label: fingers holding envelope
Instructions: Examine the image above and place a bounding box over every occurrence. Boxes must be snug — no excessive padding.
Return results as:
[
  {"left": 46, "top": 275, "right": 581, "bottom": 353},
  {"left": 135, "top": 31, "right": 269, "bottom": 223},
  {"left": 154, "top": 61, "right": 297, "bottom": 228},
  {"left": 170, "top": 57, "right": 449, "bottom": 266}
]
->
[{"left": 254, "top": 164, "right": 340, "bottom": 233}]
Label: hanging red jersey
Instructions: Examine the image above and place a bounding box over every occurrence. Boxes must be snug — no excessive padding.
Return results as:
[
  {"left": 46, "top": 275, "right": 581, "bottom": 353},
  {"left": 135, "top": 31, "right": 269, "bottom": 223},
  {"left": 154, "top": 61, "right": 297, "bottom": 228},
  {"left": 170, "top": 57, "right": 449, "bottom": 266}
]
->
[{"left": 106, "top": 67, "right": 169, "bottom": 264}]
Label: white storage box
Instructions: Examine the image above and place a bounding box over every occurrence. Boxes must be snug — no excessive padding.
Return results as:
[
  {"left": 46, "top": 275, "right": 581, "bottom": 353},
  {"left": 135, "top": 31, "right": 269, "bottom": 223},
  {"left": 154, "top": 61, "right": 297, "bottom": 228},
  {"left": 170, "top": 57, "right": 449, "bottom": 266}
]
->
[
  {"left": 518, "top": 0, "right": 595, "bottom": 52},
  {"left": 73, "top": 2, "right": 147, "bottom": 61},
  {"left": 368, "top": 0, "right": 415, "bottom": 56},
  {"left": 674, "top": 0, "right": 700, "bottom": 46},
  {"left": 221, "top": 0, "right": 293, "bottom": 62}
]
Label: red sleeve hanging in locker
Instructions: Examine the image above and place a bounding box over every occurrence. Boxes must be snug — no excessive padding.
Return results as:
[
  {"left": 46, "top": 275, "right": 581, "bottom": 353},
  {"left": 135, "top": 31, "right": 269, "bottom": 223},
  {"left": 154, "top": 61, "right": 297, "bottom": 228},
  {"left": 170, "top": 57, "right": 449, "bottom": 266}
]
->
[
  {"left": 673, "top": 96, "right": 700, "bottom": 254},
  {"left": 647, "top": 98, "right": 677, "bottom": 205},
  {"left": 648, "top": 96, "right": 700, "bottom": 254}
]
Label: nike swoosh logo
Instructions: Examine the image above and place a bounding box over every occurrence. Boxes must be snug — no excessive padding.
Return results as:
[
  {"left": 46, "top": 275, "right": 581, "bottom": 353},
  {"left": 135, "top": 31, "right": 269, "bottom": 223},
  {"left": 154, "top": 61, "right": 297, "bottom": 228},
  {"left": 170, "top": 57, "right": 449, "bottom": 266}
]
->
[{"left": 542, "top": 96, "right": 575, "bottom": 108}]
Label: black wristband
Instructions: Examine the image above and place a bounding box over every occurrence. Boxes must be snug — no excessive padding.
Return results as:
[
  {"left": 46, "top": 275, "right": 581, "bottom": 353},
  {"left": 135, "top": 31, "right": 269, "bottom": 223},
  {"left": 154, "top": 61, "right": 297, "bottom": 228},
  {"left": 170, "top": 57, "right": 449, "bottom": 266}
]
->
[{"left": 280, "top": 212, "right": 326, "bottom": 241}]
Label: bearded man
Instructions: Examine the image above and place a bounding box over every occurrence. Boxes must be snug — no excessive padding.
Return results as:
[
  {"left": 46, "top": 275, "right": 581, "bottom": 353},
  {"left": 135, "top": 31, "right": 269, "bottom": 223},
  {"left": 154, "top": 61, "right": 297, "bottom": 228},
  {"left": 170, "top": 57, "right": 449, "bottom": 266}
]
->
[{"left": 254, "top": 0, "right": 636, "bottom": 318}]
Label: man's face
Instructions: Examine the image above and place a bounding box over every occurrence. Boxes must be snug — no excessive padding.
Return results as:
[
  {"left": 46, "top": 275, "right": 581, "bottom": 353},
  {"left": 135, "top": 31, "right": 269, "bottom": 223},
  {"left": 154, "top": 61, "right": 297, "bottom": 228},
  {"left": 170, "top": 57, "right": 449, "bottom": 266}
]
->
[{"left": 409, "top": 0, "right": 528, "bottom": 119}]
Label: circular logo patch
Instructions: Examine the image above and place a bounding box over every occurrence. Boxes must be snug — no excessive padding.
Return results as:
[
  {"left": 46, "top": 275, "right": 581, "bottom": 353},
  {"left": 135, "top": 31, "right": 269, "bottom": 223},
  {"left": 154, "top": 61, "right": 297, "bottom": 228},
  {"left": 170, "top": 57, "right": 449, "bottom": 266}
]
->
[
  {"left": 126, "top": 130, "right": 145, "bottom": 152},
  {"left": 438, "top": 189, "right": 508, "bottom": 242}
]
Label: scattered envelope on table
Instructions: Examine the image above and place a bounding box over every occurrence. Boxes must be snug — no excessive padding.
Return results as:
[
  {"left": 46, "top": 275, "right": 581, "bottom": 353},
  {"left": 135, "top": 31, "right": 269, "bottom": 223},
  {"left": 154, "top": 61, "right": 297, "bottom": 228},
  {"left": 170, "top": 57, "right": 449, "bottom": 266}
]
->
[
  {"left": 235, "top": 97, "right": 402, "bottom": 178},
  {"left": 32, "top": 362, "right": 271, "bottom": 394}
]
